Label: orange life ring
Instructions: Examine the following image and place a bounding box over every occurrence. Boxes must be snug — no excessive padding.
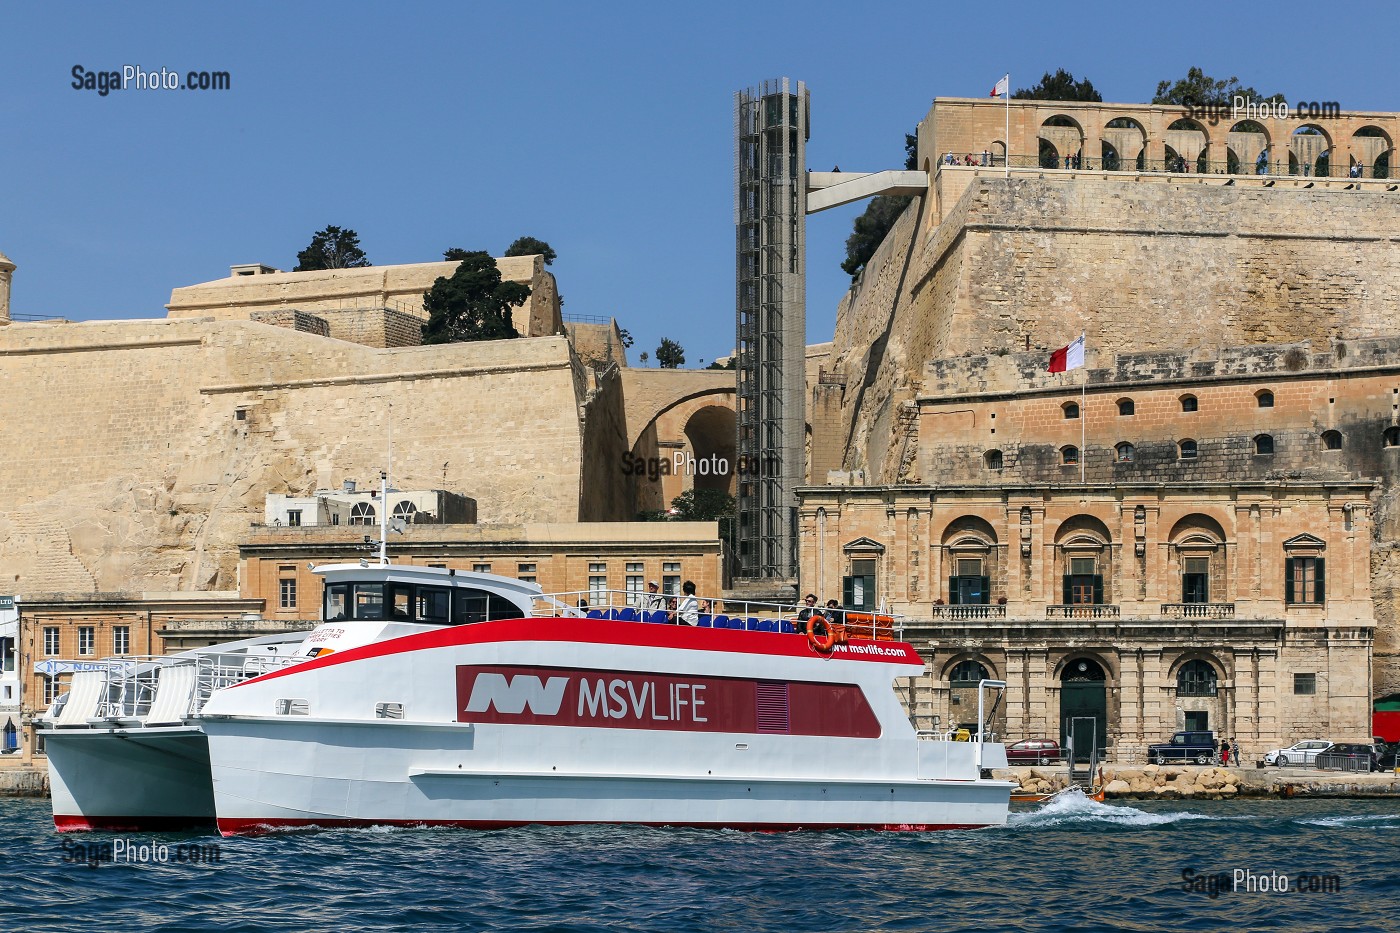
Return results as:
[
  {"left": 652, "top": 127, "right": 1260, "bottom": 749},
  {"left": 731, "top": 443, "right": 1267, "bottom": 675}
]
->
[{"left": 806, "top": 616, "right": 837, "bottom": 651}]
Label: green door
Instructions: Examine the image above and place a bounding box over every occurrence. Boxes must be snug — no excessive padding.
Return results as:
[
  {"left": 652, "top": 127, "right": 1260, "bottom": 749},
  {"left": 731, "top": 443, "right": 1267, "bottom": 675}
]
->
[{"left": 1060, "top": 659, "right": 1108, "bottom": 762}]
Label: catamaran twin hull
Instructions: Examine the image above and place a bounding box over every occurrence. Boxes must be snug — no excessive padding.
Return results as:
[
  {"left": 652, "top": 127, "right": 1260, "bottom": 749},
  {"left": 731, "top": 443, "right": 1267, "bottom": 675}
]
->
[{"left": 201, "top": 618, "right": 1012, "bottom": 835}]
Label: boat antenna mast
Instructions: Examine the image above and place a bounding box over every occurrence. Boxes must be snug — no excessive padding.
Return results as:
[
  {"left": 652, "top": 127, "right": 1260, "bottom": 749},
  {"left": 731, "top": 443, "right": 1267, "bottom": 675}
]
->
[{"left": 378, "top": 470, "right": 389, "bottom": 565}]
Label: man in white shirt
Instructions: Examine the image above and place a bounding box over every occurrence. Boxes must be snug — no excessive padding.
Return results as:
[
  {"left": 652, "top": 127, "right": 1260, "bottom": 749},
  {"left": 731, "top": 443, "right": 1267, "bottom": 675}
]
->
[{"left": 674, "top": 580, "right": 700, "bottom": 626}]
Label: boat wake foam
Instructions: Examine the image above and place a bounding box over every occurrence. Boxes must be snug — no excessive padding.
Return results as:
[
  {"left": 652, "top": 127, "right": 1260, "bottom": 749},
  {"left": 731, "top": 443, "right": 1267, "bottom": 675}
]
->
[
  {"left": 1004, "top": 788, "right": 1232, "bottom": 829},
  {"left": 1296, "top": 813, "right": 1400, "bottom": 829}
]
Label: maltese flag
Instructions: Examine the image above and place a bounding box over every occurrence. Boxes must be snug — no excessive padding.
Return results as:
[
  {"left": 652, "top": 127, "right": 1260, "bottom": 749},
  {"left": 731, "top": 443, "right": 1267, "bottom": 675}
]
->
[
  {"left": 1048, "top": 334, "right": 1086, "bottom": 373},
  {"left": 990, "top": 74, "right": 1009, "bottom": 98}
]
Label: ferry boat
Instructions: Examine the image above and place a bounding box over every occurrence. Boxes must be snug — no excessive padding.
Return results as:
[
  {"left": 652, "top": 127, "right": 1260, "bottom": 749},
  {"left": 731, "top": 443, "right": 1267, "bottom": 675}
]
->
[{"left": 40, "top": 556, "right": 1013, "bottom": 835}]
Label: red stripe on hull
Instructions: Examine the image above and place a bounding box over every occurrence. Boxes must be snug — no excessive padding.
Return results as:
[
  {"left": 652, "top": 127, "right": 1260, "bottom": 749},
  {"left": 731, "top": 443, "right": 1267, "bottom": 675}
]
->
[
  {"left": 55, "top": 814, "right": 217, "bottom": 833},
  {"left": 234, "top": 619, "right": 922, "bottom": 690},
  {"left": 218, "top": 817, "right": 988, "bottom": 837}
]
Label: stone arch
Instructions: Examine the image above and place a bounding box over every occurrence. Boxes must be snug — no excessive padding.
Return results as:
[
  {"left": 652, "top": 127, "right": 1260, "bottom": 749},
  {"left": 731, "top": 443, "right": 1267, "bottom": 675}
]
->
[
  {"left": 1352, "top": 125, "right": 1393, "bottom": 179},
  {"left": 943, "top": 652, "right": 1004, "bottom": 733},
  {"left": 623, "top": 378, "right": 737, "bottom": 514},
  {"left": 1040, "top": 115, "right": 1084, "bottom": 168},
  {"left": 990, "top": 140, "right": 1006, "bottom": 167},
  {"left": 1168, "top": 651, "right": 1228, "bottom": 736},
  {"left": 1290, "top": 124, "right": 1333, "bottom": 176},
  {"left": 682, "top": 404, "right": 737, "bottom": 495},
  {"left": 1227, "top": 120, "right": 1270, "bottom": 173},
  {"left": 1056, "top": 652, "right": 1112, "bottom": 760},
  {"left": 1166, "top": 118, "right": 1209, "bottom": 170},
  {"left": 1054, "top": 515, "right": 1113, "bottom": 605},
  {"left": 939, "top": 515, "right": 999, "bottom": 605},
  {"left": 1103, "top": 117, "right": 1146, "bottom": 169}
]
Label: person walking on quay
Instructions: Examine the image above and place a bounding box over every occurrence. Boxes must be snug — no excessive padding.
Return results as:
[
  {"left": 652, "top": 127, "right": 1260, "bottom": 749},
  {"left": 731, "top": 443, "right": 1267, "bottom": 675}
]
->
[{"left": 1221, "top": 742, "right": 1231, "bottom": 767}]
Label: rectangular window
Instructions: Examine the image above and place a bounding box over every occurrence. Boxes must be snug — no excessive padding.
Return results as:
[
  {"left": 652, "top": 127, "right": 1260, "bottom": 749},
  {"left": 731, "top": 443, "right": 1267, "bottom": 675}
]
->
[
  {"left": 472, "top": 563, "right": 491, "bottom": 574},
  {"left": 588, "top": 562, "right": 607, "bottom": 602},
  {"left": 948, "top": 558, "right": 989, "bottom": 606},
  {"left": 279, "top": 578, "right": 298, "bottom": 610},
  {"left": 0, "top": 637, "right": 13, "bottom": 673},
  {"left": 44, "top": 676, "right": 58, "bottom": 706},
  {"left": 1285, "top": 557, "right": 1326, "bottom": 605},
  {"left": 1182, "top": 557, "right": 1210, "bottom": 604},
  {"left": 1294, "top": 672, "right": 1316, "bottom": 695},
  {"left": 44, "top": 627, "right": 60, "bottom": 656},
  {"left": 663, "top": 561, "right": 681, "bottom": 595},
  {"left": 844, "top": 558, "right": 877, "bottom": 611},
  {"left": 112, "top": 626, "right": 130, "bottom": 656},
  {"left": 518, "top": 563, "right": 537, "bottom": 585},
  {"left": 1064, "top": 557, "right": 1103, "bottom": 605},
  {"left": 625, "top": 562, "right": 644, "bottom": 599},
  {"left": 286, "top": 510, "right": 302, "bottom": 527},
  {"left": 78, "top": 627, "right": 94, "bottom": 657}
]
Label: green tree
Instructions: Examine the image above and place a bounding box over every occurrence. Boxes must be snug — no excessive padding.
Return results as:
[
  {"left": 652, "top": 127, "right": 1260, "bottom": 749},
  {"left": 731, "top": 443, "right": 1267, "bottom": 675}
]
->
[
  {"left": 904, "top": 132, "right": 918, "bottom": 171},
  {"left": 1152, "top": 67, "right": 1284, "bottom": 107},
  {"left": 1012, "top": 69, "right": 1102, "bottom": 102},
  {"left": 504, "top": 236, "right": 556, "bottom": 265},
  {"left": 706, "top": 357, "right": 736, "bottom": 370},
  {"left": 617, "top": 328, "right": 634, "bottom": 349},
  {"left": 421, "top": 251, "right": 530, "bottom": 344},
  {"left": 639, "top": 351, "right": 649, "bottom": 366},
  {"left": 841, "top": 194, "right": 911, "bottom": 279},
  {"left": 668, "top": 488, "right": 736, "bottom": 539},
  {"left": 294, "top": 226, "right": 371, "bottom": 271},
  {"left": 656, "top": 338, "right": 685, "bottom": 368},
  {"left": 443, "top": 247, "right": 472, "bottom": 261}
]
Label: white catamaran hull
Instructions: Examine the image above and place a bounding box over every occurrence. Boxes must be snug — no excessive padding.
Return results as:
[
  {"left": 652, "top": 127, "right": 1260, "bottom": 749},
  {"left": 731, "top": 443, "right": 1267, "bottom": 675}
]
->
[
  {"left": 201, "top": 618, "right": 1013, "bottom": 835},
  {"left": 46, "top": 727, "right": 215, "bottom": 831}
]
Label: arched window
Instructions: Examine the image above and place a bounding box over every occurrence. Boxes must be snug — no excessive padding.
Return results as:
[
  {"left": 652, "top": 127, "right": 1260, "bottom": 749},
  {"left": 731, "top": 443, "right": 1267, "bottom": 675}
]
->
[
  {"left": 1180, "top": 395, "right": 1198, "bottom": 413},
  {"left": 392, "top": 501, "right": 418, "bottom": 522},
  {"left": 949, "top": 659, "right": 992, "bottom": 685},
  {"left": 1254, "top": 434, "right": 1274, "bottom": 455},
  {"left": 1321, "top": 430, "right": 1342, "bottom": 450},
  {"left": 1256, "top": 390, "right": 1274, "bottom": 408},
  {"left": 1115, "top": 442, "right": 1135, "bottom": 462},
  {"left": 1061, "top": 445, "right": 1080, "bottom": 465},
  {"left": 1179, "top": 439, "right": 1198, "bottom": 459},
  {"left": 349, "top": 502, "right": 376, "bottom": 525},
  {"left": 1063, "top": 402, "right": 1080, "bottom": 420},
  {"left": 1177, "top": 659, "right": 1218, "bottom": 697},
  {"left": 984, "top": 449, "right": 1003, "bottom": 470},
  {"left": 1386, "top": 427, "right": 1400, "bottom": 448},
  {"left": 1117, "top": 398, "right": 1135, "bottom": 416}
]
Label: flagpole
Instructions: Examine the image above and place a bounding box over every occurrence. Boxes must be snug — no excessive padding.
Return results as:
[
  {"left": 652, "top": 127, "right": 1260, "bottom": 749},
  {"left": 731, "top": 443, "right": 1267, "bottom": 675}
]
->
[
  {"left": 1005, "top": 73, "right": 1010, "bottom": 179},
  {"left": 1080, "top": 333, "right": 1087, "bottom": 484}
]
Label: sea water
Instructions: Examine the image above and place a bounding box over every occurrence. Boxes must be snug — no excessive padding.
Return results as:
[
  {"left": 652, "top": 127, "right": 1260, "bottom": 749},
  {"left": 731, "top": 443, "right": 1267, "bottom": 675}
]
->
[{"left": 2, "top": 792, "right": 1396, "bottom": 932}]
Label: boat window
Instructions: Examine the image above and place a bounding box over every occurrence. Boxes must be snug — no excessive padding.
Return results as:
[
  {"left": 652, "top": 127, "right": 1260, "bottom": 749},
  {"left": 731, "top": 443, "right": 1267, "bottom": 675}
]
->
[
  {"left": 354, "top": 584, "right": 385, "bottom": 620},
  {"left": 326, "top": 584, "right": 350, "bottom": 622},
  {"left": 387, "top": 584, "right": 414, "bottom": 621},
  {"left": 417, "top": 586, "right": 452, "bottom": 625},
  {"left": 452, "top": 588, "right": 491, "bottom": 625},
  {"left": 488, "top": 595, "right": 526, "bottom": 621}
]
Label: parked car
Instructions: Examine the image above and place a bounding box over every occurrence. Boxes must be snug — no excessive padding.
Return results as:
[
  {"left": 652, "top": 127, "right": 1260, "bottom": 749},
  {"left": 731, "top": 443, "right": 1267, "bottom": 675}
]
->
[
  {"left": 1264, "top": 740, "right": 1333, "bottom": 767},
  {"left": 1316, "top": 743, "right": 1380, "bottom": 772},
  {"left": 1378, "top": 742, "right": 1399, "bottom": 771},
  {"left": 1005, "top": 739, "right": 1062, "bottom": 765},
  {"left": 1147, "top": 730, "right": 1216, "bottom": 765}
]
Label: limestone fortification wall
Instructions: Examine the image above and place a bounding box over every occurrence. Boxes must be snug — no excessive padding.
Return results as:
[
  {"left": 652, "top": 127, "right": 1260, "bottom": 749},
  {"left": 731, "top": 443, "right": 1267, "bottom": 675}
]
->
[
  {"left": 0, "top": 318, "right": 588, "bottom": 595},
  {"left": 830, "top": 175, "right": 1400, "bottom": 483},
  {"left": 166, "top": 256, "right": 563, "bottom": 341}
]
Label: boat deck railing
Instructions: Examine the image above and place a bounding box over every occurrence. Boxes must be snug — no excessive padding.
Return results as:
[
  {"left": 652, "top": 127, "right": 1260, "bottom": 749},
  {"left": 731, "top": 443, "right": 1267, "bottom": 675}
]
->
[{"left": 532, "top": 589, "right": 903, "bottom": 641}]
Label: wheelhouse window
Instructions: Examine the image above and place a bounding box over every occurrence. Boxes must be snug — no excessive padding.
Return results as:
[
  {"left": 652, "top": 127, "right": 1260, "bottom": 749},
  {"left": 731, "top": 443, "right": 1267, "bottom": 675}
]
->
[
  {"left": 326, "top": 584, "right": 350, "bottom": 621},
  {"left": 949, "top": 558, "right": 989, "bottom": 605},
  {"left": 1063, "top": 557, "right": 1103, "bottom": 605},
  {"left": 1285, "top": 556, "right": 1325, "bottom": 605},
  {"left": 1182, "top": 557, "right": 1210, "bottom": 604},
  {"left": 349, "top": 502, "right": 376, "bottom": 526},
  {"left": 1177, "top": 660, "right": 1218, "bottom": 697},
  {"left": 1180, "top": 395, "right": 1198, "bottom": 413},
  {"left": 451, "top": 588, "right": 526, "bottom": 625},
  {"left": 1179, "top": 439, "right": 1198, "bottom": 459}
]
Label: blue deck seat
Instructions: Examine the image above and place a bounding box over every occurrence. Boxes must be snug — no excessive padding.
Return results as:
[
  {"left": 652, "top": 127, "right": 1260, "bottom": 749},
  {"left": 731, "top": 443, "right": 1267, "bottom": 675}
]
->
[
  {"left": 697, "top": 615, "right": 713, "bottom": 627},
  {"left": 643, "top": 610, "right": 668, "bottom": 624},
  {"left": 585, "top": 609, "right": 605, "bottom": 619},
  {"left": 759, "top": 619, "right": 777, "bottom": 633},
  {"left": 620, "top": 608, "right": 642, "bottom": 622},
  {"left": 780, "top": 620, "right": 799, "bottom": 634},
  {"left": 746, "top": 617, "right": 762, "bottom": 631}
]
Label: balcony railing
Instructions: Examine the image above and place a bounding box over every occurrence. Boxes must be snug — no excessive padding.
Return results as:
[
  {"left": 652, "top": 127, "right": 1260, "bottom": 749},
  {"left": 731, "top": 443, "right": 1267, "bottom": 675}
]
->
[
  {"left": 1162, "top": 603, "right": 1236, "bottom": 620},
  {"left": 1046, "top": 605, "right": 1121, "bottom": 620},
  {"left": 940, "top": 154, "right": 1391, "bottom": 179},
  {"left": 929, "top": 604, "right": 1007, "bottom": 621}
]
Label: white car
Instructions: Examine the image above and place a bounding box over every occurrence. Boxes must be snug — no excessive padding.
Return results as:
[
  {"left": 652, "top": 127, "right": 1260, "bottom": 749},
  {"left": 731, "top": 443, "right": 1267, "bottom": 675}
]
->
[{"left": 1264, "top": 741, "right": 1333, "bottom": 767}]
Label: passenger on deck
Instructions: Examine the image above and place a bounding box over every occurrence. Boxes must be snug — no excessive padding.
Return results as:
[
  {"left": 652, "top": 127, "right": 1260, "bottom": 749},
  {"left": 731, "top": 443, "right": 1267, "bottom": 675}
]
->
[
  {"left": 796, "top": 594, "right": 825, "bottom": 623},
  {"left": 674, "top": 580, "right": 700, "bottom": 626},
  {"left": 632, "top": 580, "right": 665, "bottom": 611},
  {"left": 824, "top": 599, "right": 845, "bottom": 625}
]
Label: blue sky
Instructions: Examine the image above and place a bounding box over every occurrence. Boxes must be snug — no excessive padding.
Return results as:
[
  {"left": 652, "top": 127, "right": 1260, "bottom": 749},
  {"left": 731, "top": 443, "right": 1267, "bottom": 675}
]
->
[{"left": 1, "top": 2, "right": 1392, "bottom": 367}]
